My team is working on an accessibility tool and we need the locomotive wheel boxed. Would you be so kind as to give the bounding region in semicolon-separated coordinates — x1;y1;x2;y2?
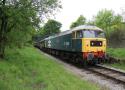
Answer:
78;57;87;67
83;60;87;67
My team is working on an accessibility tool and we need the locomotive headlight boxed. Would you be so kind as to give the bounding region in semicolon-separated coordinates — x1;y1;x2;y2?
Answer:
91;42;94;45
100;42;102;46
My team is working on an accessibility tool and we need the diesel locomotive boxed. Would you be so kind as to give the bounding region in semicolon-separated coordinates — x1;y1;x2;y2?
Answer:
38;25;107;65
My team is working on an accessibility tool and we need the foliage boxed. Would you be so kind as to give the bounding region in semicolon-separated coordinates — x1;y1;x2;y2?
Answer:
107;48;125;59
93;9;123;39
86;20;95;25
70;15;86;29
107;48;125;70
0;0;61;58
0;46;100;90
109;23;125;47
39;19;62;38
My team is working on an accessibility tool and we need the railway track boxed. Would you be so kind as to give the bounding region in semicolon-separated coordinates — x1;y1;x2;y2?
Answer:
39;49;125;89
87;64;125;85
42;49;125;85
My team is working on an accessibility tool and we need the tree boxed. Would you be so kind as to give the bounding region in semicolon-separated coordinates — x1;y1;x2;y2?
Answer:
94;9;123;39
0;0;61;58
70;15;86;29
40;19;62;38
109;23;125;47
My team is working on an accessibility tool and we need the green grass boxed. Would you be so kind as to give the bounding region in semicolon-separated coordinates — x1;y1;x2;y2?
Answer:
107;48;125;59
107;48;125;70
0;46;100;90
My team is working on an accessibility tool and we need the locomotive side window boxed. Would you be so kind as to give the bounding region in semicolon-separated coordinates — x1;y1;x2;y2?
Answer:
76;30;83;38
72;32;76;38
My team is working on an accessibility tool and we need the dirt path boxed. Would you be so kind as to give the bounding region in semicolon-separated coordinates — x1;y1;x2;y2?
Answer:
41;51;125;90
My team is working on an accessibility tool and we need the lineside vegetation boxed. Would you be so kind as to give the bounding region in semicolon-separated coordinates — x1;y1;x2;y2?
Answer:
107;48;125;70
0;46;100;90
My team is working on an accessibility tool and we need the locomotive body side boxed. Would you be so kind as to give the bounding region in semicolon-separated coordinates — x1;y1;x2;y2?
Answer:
42;31;82;52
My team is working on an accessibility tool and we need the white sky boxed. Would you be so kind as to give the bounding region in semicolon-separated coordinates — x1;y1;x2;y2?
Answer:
53;0;125;31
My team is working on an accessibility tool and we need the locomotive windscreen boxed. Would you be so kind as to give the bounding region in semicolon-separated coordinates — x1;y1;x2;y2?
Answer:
83;30;105;38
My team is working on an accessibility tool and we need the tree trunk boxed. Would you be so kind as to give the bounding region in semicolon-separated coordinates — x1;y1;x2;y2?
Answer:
0;0;7;59
0;39;5;59
0;19;6;59
0;16;7;59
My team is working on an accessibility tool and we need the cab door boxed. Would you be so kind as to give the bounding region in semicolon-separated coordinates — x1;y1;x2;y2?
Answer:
72;31;82;52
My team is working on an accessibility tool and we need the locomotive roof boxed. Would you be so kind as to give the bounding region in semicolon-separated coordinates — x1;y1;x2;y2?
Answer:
42;25;103;41
71;25;103;31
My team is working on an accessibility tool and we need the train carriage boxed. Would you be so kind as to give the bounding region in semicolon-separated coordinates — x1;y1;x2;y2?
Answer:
40;25;107;65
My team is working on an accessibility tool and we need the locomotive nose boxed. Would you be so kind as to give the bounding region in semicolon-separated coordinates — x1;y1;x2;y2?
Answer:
82;38;106;53
82;38;106;61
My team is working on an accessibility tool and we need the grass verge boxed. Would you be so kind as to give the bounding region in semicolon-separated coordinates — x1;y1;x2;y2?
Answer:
107;48;125;70
0;46;100;90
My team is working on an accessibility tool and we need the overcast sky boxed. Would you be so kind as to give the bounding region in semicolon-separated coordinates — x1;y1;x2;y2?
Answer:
54;0;125;31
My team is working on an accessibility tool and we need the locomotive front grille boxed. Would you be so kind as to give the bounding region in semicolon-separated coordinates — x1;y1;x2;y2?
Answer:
90;41;102;46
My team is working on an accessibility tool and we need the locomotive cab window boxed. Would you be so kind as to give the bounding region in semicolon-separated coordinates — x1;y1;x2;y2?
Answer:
95;31;105;38
83;30;105;38
76;30;83;38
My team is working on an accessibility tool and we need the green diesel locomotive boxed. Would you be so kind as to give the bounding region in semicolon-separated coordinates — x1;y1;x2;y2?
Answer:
39;25;107;65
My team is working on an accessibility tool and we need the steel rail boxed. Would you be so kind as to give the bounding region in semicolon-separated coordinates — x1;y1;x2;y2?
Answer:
86;64;125;85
